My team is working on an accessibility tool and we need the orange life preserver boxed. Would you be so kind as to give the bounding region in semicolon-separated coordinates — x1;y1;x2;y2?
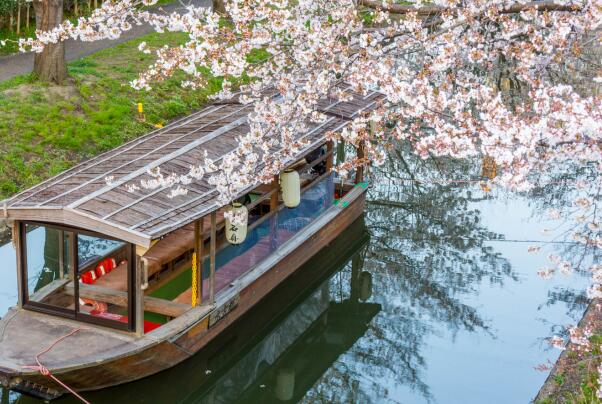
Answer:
79;297;108;313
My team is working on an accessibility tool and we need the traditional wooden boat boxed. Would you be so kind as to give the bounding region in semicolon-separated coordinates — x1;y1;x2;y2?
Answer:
0;89;382;400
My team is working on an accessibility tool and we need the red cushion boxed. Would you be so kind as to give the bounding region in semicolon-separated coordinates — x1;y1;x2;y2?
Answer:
95;264;107;278
104;258;117;272
81;271;97;284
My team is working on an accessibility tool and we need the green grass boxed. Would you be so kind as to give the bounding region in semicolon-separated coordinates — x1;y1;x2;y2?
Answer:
0;30;224;199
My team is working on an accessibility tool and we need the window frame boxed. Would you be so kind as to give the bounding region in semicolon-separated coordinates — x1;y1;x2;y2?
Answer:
19;220;136;332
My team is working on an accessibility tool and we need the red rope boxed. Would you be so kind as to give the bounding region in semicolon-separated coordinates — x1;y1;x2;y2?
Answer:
22;328;91;404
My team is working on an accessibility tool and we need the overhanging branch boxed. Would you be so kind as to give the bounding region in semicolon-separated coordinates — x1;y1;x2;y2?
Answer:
359;1;581;15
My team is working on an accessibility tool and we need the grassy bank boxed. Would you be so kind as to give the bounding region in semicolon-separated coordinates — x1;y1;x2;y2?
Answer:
537;335;602;404
536;300;602;404
0;31;222;199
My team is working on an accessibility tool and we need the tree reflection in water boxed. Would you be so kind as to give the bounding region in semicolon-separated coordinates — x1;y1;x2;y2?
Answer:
528;165;601;331
303;147;516;403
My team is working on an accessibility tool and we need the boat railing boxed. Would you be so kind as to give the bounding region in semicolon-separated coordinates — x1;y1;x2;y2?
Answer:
205;172;336;298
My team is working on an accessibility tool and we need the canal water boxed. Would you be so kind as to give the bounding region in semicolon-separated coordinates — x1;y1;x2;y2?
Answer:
0;152;595;404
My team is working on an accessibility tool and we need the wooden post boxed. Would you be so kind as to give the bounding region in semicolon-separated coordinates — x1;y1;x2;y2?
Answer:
270;175;279;212
58;230;64;279
135;255;144;336
13;222;23;308
355;141;365;184
209;211;217;305
326;141;334;172
68;232;76;280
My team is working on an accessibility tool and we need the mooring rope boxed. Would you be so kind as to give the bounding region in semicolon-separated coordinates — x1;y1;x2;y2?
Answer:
22;328;91;404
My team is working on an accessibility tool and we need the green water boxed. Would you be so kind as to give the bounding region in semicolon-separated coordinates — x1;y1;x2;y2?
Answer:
1;150;597;403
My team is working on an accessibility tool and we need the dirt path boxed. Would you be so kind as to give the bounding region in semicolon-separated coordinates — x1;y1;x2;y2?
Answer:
0;0;210;82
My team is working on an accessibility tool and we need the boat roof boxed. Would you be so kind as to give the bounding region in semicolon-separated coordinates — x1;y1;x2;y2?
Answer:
2;88;383;247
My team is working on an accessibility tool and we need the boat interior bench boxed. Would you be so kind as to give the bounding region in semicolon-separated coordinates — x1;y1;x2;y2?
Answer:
63;284;190;318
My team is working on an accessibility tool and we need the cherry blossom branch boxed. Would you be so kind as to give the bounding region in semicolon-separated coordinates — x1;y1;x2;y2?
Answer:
358;0;582;15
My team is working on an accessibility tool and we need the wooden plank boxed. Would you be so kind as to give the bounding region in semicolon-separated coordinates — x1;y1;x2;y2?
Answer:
64;284;190;318
28;279;70;303
67;115;249;210
209;212;216;305
326;141;334;171
14;222;23;308
135;255;144;336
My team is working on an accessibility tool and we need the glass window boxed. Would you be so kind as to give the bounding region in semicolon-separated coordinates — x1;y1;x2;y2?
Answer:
24;224;74;312
207;173;335;296
76;234;131;327
22;222;134;331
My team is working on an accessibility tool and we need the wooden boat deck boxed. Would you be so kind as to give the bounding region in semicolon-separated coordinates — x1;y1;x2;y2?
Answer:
0;309;138;371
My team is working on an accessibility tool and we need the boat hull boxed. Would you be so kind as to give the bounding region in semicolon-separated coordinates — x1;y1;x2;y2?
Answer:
1;185;367;399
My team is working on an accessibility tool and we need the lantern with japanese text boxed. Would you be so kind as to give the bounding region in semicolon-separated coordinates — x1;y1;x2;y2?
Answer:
225;203;248;244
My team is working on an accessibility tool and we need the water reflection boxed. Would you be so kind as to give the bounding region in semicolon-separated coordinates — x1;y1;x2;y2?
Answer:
302;149;589;403
527;165;600;335
0;148;593;404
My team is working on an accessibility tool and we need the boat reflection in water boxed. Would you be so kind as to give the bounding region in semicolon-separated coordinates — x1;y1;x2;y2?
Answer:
25;216;378;404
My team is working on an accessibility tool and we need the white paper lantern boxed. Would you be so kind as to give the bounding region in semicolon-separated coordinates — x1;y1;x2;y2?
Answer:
359;271;373;301
280;169;301;208
225;203;248;244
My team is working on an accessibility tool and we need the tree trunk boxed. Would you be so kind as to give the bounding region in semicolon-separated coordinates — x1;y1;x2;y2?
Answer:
26;3;30;29
212;0;226;15
74;0;78;16
33;0;68;84
16;1;21;35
